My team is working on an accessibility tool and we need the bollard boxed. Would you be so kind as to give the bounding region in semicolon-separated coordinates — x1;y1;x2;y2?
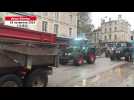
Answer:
82;79;87;87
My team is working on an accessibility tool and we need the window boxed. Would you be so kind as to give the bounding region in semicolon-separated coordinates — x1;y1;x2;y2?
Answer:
105;28;107;33
42;21;48;32
114;27;117;31
105;36;107;40
0;17;3;22
109;28;111;32
55;12;59;21
114;35;117;40
109;22;111;26
69;28;72;36
69;14;73;22
54;24;59;33
123;43;127;47
131;36;133;40
109;34;111;40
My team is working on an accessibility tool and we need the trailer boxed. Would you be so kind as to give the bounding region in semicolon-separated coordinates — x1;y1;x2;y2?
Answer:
0;24;58;87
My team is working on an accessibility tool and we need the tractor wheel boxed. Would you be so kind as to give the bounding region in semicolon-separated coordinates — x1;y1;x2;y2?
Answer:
110;55;116;61
0;74;22;87
60;59;68;65
73;55;84;66
125;55;131;62
87;53;96;64
24;69;48;87
116;56;121;61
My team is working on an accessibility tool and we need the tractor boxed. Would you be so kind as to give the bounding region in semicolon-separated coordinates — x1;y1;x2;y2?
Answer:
59;39;96;66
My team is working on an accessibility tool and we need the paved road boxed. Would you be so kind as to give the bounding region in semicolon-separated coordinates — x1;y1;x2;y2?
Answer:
47;57;126;87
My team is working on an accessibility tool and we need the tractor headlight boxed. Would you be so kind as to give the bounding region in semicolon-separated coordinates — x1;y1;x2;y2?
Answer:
65;53;68;56
115;50;120;53
65;53;71;56
68;53;71;56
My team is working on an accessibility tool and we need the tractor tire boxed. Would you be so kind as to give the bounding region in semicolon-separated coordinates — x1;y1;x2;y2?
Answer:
24;69;48;87
0;74;22;87
73;55;84;66
105;54;108;57
125;55;131;62
105;53;109;57
60;59;68;65
110;55;115;61
87;53;96;64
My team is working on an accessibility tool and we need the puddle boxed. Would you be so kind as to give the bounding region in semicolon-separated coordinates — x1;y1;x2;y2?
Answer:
73;64;133;87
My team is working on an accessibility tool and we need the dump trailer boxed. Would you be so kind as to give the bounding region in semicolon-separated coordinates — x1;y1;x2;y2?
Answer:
0;24;58;87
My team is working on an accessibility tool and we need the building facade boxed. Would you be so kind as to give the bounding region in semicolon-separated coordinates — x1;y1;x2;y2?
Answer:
100;15;131;43
92;27;102;44
0;12;78;39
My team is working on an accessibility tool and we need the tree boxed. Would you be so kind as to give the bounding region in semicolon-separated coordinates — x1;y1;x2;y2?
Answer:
77;12;94;39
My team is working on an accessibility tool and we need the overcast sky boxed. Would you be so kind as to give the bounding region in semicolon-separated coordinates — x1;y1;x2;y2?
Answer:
91;12;134;31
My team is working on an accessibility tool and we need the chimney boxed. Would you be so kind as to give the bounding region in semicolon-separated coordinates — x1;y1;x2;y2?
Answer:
101;19;105;24
109;18;111;21
118;14;122;20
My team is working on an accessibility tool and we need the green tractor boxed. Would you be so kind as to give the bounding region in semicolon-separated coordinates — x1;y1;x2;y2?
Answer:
59;39;96;66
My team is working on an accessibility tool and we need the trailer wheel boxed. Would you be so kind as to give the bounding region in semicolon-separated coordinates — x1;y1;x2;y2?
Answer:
0;74;22;87
24;69;48;87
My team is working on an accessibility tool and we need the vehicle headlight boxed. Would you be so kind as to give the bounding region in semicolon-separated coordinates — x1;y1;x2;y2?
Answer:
116;50;120;53
65;53;68;55
68;53;71;56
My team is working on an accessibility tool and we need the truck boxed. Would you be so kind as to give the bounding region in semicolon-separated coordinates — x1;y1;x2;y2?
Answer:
0;24;58;87
59;38;96;66
104;42;117;57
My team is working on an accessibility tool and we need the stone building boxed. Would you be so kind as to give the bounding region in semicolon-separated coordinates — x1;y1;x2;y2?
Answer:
0;12;78;39
100;15;131;43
